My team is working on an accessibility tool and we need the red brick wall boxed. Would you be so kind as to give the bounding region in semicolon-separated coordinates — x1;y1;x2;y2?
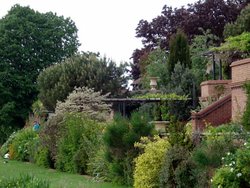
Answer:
192;94;232;131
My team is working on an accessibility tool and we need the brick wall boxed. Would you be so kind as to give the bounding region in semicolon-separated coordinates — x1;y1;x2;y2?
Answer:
192;94;232;131
200;80;231;102
230;58;250;120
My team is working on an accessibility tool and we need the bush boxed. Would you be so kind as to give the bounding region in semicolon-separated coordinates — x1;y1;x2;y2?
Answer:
0;174;49;188
55;113;104;174
191;123;246;187
104;111;154;185
39;112;64;165
0;131;17;157
87;146;110;182
34;146;52;168
212;140;250;188
0;128;39;162
159;145;195;188
134;136;169;188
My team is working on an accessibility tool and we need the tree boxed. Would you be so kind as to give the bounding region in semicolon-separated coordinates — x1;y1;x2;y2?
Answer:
168;30;191;73
37;53;128;111
131;0;248;79
55;87;111;122
0;4;80;137
224;4;250;37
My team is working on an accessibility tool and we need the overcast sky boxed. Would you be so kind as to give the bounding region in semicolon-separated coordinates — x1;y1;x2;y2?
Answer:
0;0;197;63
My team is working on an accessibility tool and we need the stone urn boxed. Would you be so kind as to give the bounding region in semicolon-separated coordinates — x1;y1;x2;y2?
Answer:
151;121;169;136
149;77;159;91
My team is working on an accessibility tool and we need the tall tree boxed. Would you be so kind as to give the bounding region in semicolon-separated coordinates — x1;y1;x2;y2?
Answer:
0;4;80;135
168;30;191;73
37;52;128;111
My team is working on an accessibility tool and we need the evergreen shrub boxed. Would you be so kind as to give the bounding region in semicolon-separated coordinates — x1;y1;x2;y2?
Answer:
134;136;169;188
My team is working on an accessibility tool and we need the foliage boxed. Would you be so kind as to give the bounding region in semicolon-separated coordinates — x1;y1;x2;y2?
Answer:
0;131;17;156
166;119;192;147
0;4;79;133
0;174;50;188
133;136;169;188
55;113;104;174
38;53;128;111
139;48;169;89
139;47;168;77
87;146;110;182
168;30;191;73
159;145;195;188
39;86;110;166
163;63;194;120
159;119;194;188
134;92;188;100
39;113;64;163
242;82;250;131
130;0;247;79
55;87;111;121
224;4;250;38
190;29;219;86
8;128;39;162
212;32;250;53
191;123;245;187
103;112;154;185
212;141;250;188
34;147;52;168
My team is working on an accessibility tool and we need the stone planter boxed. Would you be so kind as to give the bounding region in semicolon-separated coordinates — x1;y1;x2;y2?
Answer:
149;77;159;91
151;121;170;135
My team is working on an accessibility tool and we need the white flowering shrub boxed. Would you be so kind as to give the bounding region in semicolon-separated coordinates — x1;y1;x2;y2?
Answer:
55;87;111;121
212;141;250;187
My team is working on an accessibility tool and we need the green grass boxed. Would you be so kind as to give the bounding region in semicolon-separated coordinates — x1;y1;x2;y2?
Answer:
0;158;130;188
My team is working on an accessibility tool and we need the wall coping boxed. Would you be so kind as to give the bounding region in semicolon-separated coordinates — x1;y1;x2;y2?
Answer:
200;80;231;86
230;58;250;68
191;94;231;119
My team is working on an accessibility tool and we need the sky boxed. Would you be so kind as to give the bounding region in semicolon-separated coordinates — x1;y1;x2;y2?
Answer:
0;0;197;64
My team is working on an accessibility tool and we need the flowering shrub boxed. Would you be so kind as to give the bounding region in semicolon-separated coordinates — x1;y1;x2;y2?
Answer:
191;123;245;187
0;128;39;162
212;141;250;187
133;136;169;188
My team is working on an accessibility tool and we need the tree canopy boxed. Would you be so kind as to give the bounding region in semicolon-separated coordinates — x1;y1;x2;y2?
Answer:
131;0;248;80
0;4;80;133
224;4;250;38
37;53;128;111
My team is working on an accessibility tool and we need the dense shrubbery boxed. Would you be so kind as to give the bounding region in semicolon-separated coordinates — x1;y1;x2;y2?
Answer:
55;113;104;174
0;128;39;162
191;123;247;187
212;140;250;187
134;136;169;188
104;112;154;185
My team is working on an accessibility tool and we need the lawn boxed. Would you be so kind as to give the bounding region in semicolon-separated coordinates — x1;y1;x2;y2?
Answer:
0;158;130;188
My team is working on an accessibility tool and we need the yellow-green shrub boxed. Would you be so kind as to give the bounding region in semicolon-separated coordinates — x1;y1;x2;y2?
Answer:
133;136;170;188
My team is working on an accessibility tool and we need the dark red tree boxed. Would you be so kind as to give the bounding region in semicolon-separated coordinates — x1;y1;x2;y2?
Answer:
131;0;248;80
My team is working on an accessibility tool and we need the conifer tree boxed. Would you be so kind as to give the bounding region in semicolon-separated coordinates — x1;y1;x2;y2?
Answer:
168;30;191;74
